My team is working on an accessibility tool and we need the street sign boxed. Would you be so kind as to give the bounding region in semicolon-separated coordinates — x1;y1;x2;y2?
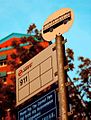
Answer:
42;8;74;41
18;90;58;120
16;43;58;106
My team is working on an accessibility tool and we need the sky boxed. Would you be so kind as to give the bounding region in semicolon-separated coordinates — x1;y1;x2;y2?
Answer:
0;0;91;69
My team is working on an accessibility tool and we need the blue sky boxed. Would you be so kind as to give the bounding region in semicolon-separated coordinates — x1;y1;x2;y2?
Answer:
0;0;91;64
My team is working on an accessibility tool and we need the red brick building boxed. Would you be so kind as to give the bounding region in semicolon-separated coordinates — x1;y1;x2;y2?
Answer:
0;33;49;85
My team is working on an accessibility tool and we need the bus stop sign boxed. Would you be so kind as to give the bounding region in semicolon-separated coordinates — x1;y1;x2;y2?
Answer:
42;8;74;41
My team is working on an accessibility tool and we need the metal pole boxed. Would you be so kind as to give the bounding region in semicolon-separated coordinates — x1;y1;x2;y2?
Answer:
56;34;68;120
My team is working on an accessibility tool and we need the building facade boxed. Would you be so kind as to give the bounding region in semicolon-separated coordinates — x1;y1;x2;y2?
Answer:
0;33;49;85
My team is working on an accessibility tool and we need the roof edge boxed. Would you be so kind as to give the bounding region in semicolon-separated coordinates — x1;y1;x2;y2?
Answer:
0;33;31;44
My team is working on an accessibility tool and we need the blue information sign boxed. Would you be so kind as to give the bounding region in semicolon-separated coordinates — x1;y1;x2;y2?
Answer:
18;90;58;120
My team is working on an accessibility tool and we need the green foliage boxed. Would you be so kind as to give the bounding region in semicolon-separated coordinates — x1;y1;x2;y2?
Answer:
66;48;91;119
66;48;74;71
74;57;91;100
27;23;36;34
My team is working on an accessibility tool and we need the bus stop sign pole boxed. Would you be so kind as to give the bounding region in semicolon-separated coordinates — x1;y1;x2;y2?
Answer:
42;8;74;120
56;34;68;120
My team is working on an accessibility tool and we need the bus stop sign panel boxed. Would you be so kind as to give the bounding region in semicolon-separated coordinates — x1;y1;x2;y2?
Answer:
42;8;74;41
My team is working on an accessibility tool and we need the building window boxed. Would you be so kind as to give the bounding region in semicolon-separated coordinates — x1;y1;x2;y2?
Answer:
1;77;6;82
0;72;7;82
0;55;7;67
0;60;7;66
0;71;6;77
0;61;3;66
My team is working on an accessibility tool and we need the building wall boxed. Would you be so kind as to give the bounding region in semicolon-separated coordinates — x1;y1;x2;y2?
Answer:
0;34;32;84
0;33;49;85
0;37;22;84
